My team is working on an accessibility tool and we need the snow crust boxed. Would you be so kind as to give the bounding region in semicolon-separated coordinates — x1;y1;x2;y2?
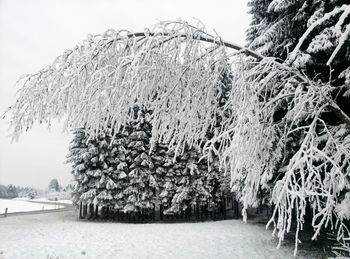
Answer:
0;210;322;258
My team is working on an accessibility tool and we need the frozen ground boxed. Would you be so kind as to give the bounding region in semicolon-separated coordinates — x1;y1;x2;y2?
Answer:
0;199;62;214
0;210;324;259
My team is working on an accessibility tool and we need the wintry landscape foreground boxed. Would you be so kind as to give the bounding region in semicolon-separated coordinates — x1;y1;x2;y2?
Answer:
0;204;323;259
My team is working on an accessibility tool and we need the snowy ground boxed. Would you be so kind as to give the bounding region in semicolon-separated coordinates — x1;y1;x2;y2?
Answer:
31;198;72;205
0;210;324;259
0;199;63;214
14;197;72;205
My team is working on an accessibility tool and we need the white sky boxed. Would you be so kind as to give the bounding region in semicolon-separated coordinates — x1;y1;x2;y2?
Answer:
0;0;251;189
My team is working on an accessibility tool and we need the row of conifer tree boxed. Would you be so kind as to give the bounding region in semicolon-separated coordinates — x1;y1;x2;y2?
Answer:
67;107;238;221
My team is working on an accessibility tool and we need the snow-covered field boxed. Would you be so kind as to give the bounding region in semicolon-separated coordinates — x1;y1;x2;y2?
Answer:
31;198;72;205
0;199;63;214
14;197;72;205
0;210;323;259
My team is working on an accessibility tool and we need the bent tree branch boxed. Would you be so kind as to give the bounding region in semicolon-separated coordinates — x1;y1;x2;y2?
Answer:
125;30;350;128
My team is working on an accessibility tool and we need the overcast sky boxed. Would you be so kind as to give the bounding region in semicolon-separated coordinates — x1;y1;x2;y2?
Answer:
0;0;251;189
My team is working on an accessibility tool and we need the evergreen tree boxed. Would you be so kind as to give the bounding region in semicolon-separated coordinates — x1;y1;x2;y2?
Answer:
247;0;350;96
246;1;350;253
0;185;8;198
68;128;121;208
246;0;350;183
163;148;200;215
90;132;119;208
6;185;18;198
67;128;94;206
48;179;60;192
110;136;129;211
152;143;178;216
159;146;226;217
68;114;228;220
18;187;37;199
123;107;156;214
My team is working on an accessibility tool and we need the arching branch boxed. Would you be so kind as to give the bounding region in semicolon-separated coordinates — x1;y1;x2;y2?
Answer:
122;31;350;128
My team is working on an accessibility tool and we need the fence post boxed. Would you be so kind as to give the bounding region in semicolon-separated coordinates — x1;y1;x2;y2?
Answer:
4;208;8;217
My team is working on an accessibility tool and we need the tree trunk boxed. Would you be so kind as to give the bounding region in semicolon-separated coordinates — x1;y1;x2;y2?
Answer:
95;205;99;219
221;196;226;220
160;204;163;221
234;199;239;219
79;202;83;219
196;200;200;221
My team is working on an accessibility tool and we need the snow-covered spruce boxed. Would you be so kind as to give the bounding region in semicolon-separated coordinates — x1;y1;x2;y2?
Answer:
67;107;231;221
246;1;350;255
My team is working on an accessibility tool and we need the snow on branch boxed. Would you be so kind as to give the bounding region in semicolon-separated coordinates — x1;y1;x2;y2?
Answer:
8;20;350;145
203;56;350;255
8;21;265;154
288;4;350;66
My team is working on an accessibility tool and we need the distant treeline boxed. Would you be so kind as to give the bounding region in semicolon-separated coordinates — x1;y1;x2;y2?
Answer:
0;184;38;199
